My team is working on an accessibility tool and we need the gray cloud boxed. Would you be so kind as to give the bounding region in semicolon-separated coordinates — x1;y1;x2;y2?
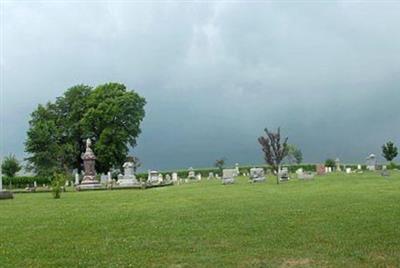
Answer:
2;1;400;170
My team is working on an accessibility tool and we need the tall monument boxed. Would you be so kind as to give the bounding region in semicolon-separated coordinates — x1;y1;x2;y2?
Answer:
77;138;101;190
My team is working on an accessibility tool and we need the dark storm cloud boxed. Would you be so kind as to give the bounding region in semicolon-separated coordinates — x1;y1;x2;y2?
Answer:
2;1;400;170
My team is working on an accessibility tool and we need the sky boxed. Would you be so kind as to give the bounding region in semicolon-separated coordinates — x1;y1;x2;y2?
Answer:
1;1;400;171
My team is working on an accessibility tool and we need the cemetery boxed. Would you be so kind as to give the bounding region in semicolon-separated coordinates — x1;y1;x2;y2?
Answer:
2;2;400;267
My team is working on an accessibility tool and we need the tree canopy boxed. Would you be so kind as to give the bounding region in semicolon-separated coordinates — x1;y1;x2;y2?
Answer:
382;141;398;162
258;127;289;184
25;83;146;176
286;144;303;164
1;154;22;178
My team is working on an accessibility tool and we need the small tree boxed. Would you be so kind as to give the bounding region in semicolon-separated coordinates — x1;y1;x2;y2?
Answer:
325;159;335;168
382;141;398;162
287;144;303;164
214;158;225;175
1;154;22;189
258;127;289;184
51;173;66;199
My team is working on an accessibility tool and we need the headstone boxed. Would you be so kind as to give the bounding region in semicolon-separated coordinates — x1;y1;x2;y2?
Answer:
188;167;195;179
107;171;112;182
147;170;161;186
216;174;220;179
75;173;80;185
346;168;352;174
249;168;266;183
208;172;214;180
279;167;290;182
357;164;362;170
366;154;377;171
34;181;37;188
235;163;240;176
316;164;326;175
100;174;108;184
296;168;314;180
222;169;236;184
335;158;341;171
172;172;178;182
165;174;171;182
64;180;69;187
77;138;102;190
381;169;390;177
196;174;202;181
117;161;139;187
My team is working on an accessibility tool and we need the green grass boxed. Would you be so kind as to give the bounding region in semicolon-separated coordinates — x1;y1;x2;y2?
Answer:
1;172;400;267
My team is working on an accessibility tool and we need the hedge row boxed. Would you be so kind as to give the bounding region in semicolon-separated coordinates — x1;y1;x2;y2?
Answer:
2;176;52;188
2;175;75;189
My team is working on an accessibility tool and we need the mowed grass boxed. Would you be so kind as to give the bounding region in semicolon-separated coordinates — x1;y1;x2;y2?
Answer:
1;172;400;267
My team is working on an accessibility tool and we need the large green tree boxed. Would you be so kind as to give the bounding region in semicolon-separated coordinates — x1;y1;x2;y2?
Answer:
25;83;146;175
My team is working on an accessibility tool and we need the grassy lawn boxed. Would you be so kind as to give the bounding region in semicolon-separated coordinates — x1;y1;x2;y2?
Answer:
1;172;399;267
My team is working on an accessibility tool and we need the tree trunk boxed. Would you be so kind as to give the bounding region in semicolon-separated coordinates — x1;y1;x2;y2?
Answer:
276;164;280;184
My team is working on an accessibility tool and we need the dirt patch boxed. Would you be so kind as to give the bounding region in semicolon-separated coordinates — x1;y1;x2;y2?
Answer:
280;258;313;267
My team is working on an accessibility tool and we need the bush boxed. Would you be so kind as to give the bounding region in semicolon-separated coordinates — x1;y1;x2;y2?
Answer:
325;159;335;168
51;173;66;199
387;162;399;170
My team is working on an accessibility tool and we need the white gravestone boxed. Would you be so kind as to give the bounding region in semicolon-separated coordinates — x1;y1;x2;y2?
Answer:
235;163;240;176
208;172;214;180
250;168;266;183
75;173;80;185
107;171;112;182
172;172;178;183
188;167;195;179
222;169;236;184
296;168;314;180
147;171;161;185
366;154;377;171
335;158;341;171
117;161;139;187
196;174;202;181
279;167;290;182
100;174;108;184
346;168;352;174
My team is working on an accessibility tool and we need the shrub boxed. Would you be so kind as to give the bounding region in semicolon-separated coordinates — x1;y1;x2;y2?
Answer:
387;162;399;170
51;173;66;199
325;159;335;168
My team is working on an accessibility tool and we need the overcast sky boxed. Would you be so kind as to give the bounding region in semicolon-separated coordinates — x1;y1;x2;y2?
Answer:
1;1;400;171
